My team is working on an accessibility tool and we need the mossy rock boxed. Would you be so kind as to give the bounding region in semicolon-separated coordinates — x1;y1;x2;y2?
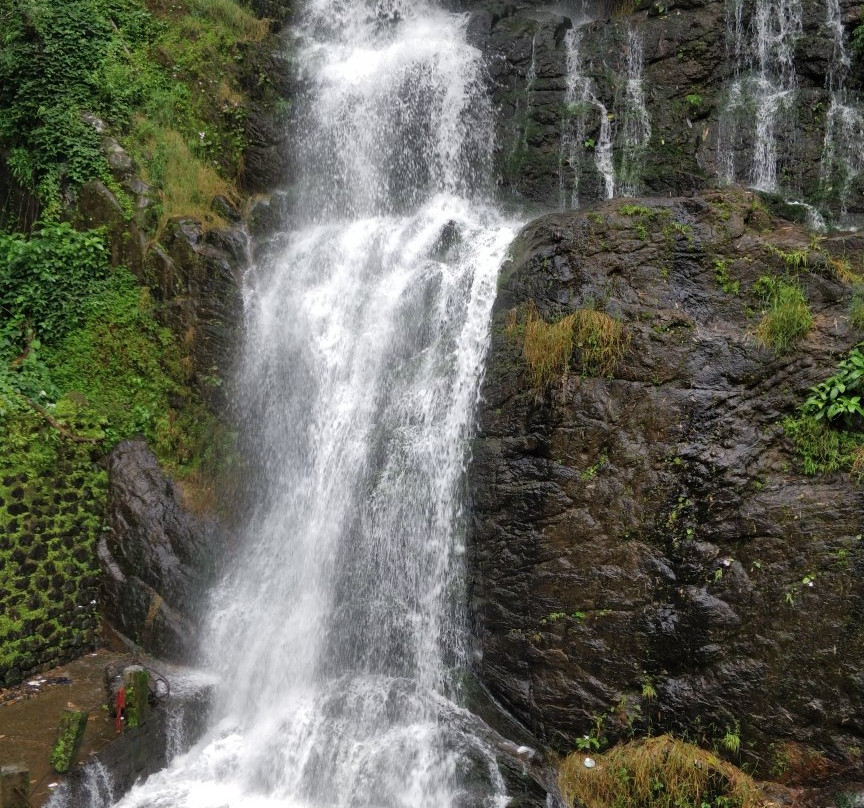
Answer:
50;709;89;773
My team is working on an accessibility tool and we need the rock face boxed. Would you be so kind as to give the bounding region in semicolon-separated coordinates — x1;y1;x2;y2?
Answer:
469;189;864;778
460;0;864;221
100;439;222;660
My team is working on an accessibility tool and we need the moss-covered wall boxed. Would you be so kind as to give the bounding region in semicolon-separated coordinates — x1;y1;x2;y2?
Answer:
0;410;105;686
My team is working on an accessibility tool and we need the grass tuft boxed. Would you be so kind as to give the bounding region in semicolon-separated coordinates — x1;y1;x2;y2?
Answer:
559;735;766;808
508;304;629;389
754;276;812;352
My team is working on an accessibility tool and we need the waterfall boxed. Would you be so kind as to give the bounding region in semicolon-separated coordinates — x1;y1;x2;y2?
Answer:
104;2;520;807
559;24;648;208
819;0;864;219
559;26;615;207
718;0;802;192
617;28;651;197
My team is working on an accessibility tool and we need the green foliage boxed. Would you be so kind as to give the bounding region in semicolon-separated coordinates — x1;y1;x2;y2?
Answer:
754;275;812;351
619;204;654;217
0;224;110;358
685;93;703;108
713;258;739;295
0;0;261;215
782;414;864;475
783;346;864;477
721;726;741;756
46;270;216;470
801;346;864;426
51;709;89;773
766;244;808;271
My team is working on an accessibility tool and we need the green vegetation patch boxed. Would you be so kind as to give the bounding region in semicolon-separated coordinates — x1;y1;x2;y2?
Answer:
559;735;766;808
51;709;89;773
754;275;812;352
0;0;266;220
783;345;864;477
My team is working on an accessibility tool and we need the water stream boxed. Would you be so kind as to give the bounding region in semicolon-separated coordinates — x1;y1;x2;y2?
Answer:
559;26;615;207
97;2;521;806
718;0;802;191
819;0;864;220
558;24;648;208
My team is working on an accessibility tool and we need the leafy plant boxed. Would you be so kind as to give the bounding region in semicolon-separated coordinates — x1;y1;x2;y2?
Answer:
713;258;739;295
0;224;110;357
801;346;864;427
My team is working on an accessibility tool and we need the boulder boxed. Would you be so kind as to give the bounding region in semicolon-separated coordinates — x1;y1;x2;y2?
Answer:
99;439;223;660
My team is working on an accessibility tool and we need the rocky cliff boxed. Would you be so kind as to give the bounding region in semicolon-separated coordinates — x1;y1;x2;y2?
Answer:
461;0;864;224
469;188;864;782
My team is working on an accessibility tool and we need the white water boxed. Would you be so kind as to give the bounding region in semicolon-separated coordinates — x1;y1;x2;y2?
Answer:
559;24;648;208
617;28;651;197
819;0;864;219
104;3;520;807
559;26;615;206
718;0;802;191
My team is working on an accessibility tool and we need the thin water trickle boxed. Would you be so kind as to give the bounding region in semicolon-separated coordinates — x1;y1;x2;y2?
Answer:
617;28;650;197
98;2;521;807
559;26;615;207
819;0;864;220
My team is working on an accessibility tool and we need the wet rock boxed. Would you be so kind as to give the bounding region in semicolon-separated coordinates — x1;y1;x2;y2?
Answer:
469;190;864;774
100;439;223;660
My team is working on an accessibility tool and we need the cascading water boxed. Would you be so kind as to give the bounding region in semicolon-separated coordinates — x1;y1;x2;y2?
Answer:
616;28;651;197
559;23;649;208
559;26;615;207
99;2;521;807
718;0;802;191
819;0;864;219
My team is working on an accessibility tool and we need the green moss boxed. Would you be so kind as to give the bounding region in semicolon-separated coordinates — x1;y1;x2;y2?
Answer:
0;407;106;684
123;666;150;729
51;709;89;773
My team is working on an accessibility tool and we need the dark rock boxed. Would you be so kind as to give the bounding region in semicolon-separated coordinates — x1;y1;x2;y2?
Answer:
470;190;864;774
100;439;224;660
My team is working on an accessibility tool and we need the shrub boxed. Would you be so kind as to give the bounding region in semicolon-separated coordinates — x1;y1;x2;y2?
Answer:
801;346;864;426
754;275;812;352
0;224;110;346
559;735;765;808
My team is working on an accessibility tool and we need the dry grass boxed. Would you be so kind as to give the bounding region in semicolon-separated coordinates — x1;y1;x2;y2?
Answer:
507;304;629;390
134;126;235;228
851;446;864;481
559;735;767;808
831;257;863;286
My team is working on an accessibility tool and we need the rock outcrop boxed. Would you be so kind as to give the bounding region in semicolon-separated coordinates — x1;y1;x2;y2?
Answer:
469;189;864;780
99;439;224;660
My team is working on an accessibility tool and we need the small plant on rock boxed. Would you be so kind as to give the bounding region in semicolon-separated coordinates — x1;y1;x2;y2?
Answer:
754;275;812;352
559;735;765;808
801;346;864;426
